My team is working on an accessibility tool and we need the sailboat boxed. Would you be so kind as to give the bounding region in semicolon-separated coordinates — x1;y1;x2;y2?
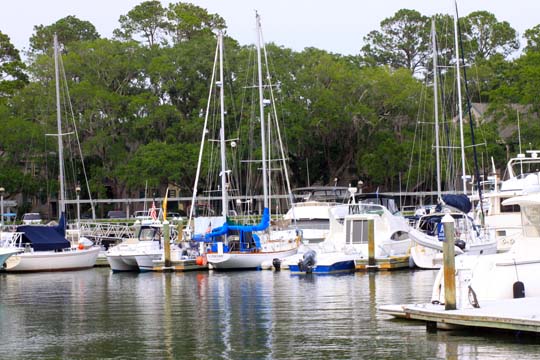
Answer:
3;35;100;272
408;16;497;269
188;14;300;270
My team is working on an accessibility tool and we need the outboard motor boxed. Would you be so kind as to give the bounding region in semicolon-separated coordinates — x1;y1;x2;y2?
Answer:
272;258;282;271
454;239;466;251
297;250;317;273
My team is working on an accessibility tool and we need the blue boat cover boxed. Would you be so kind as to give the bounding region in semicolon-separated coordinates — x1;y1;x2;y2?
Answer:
442;194;472;213
17;213;70;251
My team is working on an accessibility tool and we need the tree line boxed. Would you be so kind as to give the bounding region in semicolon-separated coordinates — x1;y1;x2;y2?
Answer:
1;1;539;214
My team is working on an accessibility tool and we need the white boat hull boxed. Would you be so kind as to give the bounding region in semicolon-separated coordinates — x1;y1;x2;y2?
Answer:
4;246;100;272
135;252;162;271
0;248;21;267
207;247;298;270
410;245;443;269
107;254;139;272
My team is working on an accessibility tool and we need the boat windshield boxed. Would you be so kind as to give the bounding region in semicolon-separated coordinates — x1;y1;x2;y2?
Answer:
521;205;540;238
139;227;159;242
350;203;385;215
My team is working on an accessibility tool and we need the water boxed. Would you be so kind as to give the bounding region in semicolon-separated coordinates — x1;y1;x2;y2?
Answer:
1;268;539;359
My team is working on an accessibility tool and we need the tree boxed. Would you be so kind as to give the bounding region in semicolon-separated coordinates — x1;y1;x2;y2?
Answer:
460;11;519;62
166;2;226;43
361;9;430;75
0;31;28;98
524;25;540;53
29;15;100;54
114;0;168;47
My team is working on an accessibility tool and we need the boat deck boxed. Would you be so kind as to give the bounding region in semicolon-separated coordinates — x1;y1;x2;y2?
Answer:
380;298;540;333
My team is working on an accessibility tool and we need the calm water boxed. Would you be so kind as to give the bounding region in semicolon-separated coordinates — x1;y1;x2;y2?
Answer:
1;268;539;359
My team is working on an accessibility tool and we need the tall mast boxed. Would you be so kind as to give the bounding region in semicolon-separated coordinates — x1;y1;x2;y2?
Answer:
256;12;269;208
187;36;220;226
454;9;467;194
218;31;228;216
54;34;65;215
432;18;441;200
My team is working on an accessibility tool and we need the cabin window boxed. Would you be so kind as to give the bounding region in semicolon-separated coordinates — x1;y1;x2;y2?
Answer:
501;203;520;213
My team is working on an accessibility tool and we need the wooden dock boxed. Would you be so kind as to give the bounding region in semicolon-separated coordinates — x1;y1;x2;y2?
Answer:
355;255;411;271
380;298;540;334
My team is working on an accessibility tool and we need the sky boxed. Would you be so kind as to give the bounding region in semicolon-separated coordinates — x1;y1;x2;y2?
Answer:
1;0;539;56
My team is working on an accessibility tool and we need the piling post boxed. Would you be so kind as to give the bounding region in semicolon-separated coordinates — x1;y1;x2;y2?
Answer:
442;213;456;310
163;220;171;268
368;219;376;269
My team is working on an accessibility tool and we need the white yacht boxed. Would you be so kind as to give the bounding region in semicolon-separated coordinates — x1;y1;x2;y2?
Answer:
431;192;540;307
287;193;411;274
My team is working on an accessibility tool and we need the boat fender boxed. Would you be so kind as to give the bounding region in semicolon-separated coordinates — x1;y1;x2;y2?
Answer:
454;239;466;251
513;259;525;298
78;243;85;250
513;281;525;299
272;258;282;271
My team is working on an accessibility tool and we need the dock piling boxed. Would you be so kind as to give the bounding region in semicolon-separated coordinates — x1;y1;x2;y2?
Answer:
164;220;171;268
442;213;456;310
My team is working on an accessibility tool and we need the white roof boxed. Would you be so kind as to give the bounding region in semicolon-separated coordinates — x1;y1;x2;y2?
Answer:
502;193;540;206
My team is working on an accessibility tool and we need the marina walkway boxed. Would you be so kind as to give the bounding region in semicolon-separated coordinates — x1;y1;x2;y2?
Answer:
380;298;540;334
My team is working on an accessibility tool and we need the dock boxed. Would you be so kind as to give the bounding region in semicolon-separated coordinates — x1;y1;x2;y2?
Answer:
380;298;540;334
355;255;411;271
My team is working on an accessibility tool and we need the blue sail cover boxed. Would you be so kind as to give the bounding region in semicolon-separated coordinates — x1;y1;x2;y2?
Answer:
194;208;270;251
17;213;70;251
442;194;472;213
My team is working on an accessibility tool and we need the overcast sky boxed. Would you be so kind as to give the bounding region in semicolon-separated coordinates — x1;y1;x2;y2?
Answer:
2;0;539;55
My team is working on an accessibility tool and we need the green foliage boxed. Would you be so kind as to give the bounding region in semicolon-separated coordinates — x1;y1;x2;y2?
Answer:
166;2;226;43
361;9;430;74
29;15;100;54
2;5;539;208
114;0;168;46
460;11;519;62
0;31;28;99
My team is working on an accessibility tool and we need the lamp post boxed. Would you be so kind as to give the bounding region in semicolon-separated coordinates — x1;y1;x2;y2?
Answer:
0;187;4;228
75;184;81;230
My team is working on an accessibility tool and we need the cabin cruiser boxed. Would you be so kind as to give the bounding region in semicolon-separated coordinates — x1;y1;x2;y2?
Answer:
287;192;411;274
431;192;540;307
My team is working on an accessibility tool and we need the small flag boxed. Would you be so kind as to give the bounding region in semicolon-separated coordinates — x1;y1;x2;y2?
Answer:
162;187;169;221
149;201;158;221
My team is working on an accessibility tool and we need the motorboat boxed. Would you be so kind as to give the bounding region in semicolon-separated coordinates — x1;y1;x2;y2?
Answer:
409;194;497;269
472;151;540;251
288;192;411;274
431;192;540;307
106;221;164;272
0;247;21;268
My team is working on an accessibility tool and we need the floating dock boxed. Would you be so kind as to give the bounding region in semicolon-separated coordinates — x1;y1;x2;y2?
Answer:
380;298;540;334
355;255;411;271
149;258;208;272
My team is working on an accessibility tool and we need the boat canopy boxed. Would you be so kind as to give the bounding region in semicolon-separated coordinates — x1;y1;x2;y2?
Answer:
17;226;70;251
17;213;70;251
441;194;472;213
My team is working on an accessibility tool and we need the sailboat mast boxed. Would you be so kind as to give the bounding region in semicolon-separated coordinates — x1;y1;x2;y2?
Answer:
54;34;66;215
218;31;229;216
453;10;467;194
256;12;269;208
432;19;442;200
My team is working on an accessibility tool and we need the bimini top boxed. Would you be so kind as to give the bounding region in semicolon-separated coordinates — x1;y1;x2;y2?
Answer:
17;214;70;251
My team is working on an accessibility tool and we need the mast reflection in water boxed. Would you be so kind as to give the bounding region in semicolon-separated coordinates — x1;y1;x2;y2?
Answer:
1;269;539;359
